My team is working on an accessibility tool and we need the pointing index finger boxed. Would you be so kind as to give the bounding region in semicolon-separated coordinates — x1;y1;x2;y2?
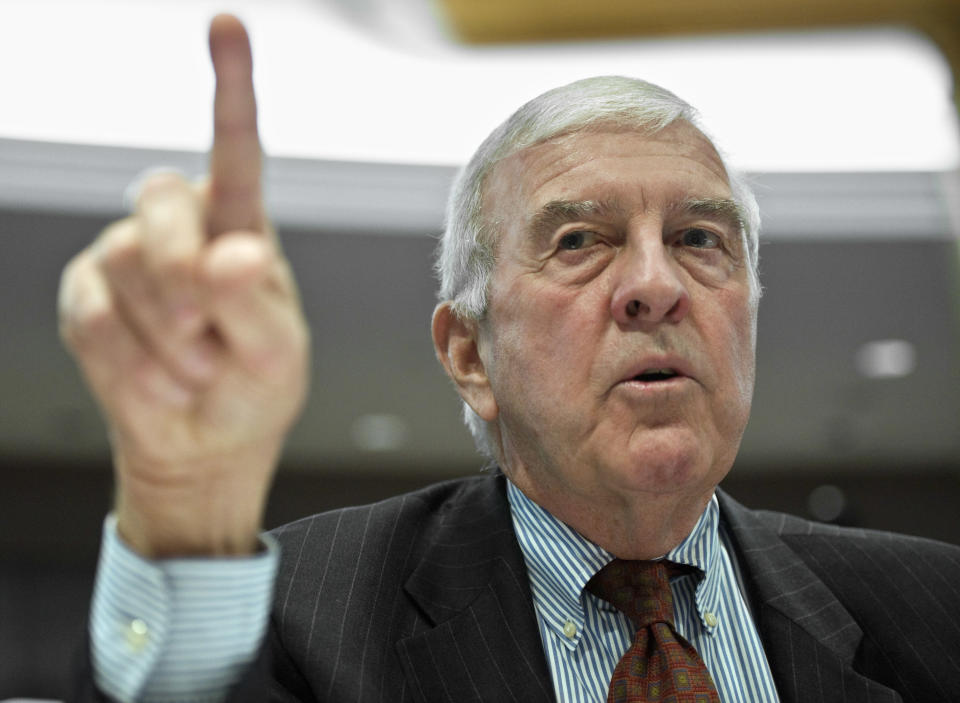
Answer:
207;14;264;236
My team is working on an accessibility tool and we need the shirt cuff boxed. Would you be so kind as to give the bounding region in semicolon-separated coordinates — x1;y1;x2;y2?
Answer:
90;514;279;703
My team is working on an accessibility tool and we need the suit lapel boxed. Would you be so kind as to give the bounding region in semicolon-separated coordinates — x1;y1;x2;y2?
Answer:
719;491;901;703
394;479;905;702
397;473;554;703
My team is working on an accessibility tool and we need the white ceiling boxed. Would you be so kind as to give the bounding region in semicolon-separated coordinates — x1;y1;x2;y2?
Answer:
0;0;957;170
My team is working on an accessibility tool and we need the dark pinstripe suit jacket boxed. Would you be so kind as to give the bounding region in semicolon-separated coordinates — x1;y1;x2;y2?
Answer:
75;472;960;702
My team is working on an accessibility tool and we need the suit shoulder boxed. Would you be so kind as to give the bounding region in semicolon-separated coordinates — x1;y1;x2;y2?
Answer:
267;472;503;558
749;507;960;576
721;494;960;699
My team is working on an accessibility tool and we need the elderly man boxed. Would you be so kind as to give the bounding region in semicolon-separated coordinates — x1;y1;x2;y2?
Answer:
65;14;959;703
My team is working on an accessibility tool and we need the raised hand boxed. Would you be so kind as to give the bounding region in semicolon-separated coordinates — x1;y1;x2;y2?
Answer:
58;14;309;557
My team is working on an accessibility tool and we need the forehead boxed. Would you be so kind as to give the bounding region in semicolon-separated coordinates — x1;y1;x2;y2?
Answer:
483;122;732;230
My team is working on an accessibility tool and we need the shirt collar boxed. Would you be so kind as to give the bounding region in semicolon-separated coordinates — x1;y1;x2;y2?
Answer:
507;480;610;647
664;493;724;634
506;479;723;643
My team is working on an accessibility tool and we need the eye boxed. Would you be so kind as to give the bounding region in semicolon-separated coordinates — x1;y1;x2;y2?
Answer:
680;228;721;249
558;230;598;251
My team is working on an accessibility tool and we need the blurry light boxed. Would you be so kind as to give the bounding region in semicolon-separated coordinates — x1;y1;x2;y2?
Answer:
855;339;917;379
808;484;847;523
0;1;956;171
321;0;454;49
350;413;410;451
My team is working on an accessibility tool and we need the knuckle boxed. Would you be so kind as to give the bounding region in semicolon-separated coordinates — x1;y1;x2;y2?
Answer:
262;319;311;381
58;255;111;350
61;297;116;352
250;345;287;380
98;221;142;272
205;235;271;289
152;247;196;281
291;320;311;362
209;178;259;204
58;255;83;305
132;169;190;208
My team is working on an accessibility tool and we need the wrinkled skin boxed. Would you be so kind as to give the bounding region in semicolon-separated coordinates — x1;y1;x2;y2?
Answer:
433;123;757;558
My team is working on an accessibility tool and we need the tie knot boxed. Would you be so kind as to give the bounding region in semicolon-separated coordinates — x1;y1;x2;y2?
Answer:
587;559;674;630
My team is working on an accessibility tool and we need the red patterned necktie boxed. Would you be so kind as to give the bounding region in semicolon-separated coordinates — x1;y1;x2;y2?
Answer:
587;559;721;703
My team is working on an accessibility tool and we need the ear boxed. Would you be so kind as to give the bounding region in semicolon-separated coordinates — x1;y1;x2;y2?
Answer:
431;302;498;422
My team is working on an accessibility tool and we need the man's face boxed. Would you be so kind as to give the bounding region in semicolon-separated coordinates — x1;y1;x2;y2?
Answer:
476;122;757;523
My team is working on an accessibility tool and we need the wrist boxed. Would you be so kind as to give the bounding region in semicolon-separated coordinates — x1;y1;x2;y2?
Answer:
113;446;279;558
116;499;263;558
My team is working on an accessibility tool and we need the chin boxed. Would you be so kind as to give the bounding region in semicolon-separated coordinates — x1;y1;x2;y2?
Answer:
612;429;715;496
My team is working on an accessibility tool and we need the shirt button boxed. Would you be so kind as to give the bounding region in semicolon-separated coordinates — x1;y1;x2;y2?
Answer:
562;620;578;638
704;612;718;628
125;618;150;652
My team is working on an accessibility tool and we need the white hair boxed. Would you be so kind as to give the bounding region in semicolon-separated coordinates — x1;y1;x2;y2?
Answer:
435;75;761;459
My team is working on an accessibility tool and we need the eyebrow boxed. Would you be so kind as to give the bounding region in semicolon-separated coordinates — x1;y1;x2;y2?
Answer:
523;195;748;247
526;198;625;243
674;197;746;233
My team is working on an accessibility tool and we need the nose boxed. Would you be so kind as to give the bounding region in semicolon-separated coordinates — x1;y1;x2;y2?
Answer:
610;239;690;326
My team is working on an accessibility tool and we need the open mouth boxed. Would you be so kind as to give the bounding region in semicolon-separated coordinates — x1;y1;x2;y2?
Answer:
633;368;679;382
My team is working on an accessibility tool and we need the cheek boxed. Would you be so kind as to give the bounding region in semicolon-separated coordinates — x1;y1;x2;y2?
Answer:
496;273;589;343
490;285;602;397
718;298;757;417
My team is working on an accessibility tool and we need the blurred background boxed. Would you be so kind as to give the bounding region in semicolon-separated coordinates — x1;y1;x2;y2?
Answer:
1;0;958;696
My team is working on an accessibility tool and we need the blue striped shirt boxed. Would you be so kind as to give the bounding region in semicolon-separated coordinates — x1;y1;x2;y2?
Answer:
90;515;278;703
506;480;780;702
